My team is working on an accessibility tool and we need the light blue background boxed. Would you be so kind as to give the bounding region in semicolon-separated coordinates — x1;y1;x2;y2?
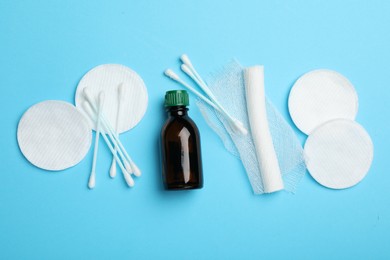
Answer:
1;0;389;259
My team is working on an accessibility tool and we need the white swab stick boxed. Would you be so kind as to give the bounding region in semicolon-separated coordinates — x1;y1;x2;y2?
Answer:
181;63;217;100
180;58;216;100
107;124;142;177
101;130;134;187
164;69;221;111
88;92;105;189
82;93;132;173
83;88;140;176
100;116;139;176
180;56;248;135
181;54;207;86
83;101;135;187
109;83;124;178
181;64;235;119
165;69;248;135
244;66;284;193
83;101;127;171
102;118;134;174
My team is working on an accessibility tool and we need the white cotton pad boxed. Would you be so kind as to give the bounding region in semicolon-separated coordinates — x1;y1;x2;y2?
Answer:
17;100;92;171
304;119;374;189
75;64;148;133
288;69;359;135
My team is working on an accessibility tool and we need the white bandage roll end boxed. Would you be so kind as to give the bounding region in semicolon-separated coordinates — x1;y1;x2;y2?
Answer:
244;66;284;193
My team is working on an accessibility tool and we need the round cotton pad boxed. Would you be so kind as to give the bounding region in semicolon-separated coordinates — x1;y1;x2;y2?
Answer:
288;69;359;135
17;101;92;171
304;119;373;189
75;64;148;133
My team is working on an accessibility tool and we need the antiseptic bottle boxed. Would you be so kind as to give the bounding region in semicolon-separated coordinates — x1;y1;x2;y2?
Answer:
160;90;203;190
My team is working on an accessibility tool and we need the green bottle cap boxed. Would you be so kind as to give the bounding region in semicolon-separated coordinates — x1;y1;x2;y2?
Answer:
164;90;189;107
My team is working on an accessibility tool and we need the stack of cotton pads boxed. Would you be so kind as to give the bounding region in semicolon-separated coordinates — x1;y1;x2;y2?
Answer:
288;69;374;189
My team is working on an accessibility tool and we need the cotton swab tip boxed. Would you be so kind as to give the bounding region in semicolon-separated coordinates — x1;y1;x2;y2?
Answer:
230;118;248;135
130;160;141;177
164;69;180;81
180;54;192;67
109;160;117;178
124;171;135;187
83;87;93;100
88;173;95;189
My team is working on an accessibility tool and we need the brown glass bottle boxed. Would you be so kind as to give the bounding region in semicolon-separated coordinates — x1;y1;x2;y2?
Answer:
160;90;203;190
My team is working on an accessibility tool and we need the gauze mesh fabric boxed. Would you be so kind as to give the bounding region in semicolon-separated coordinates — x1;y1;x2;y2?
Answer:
196;61;306;194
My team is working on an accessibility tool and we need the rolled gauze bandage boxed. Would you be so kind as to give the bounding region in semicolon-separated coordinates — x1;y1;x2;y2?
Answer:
243;66;284;193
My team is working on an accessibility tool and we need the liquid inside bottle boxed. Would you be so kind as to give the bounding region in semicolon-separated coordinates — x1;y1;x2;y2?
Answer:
160;90;203;190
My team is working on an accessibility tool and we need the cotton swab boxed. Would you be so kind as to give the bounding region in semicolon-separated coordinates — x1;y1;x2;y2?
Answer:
181;64;219;103
88;91;105;189
109;83;124;179
83;101;126;170
180;54;214;97
83;101;135;187
101;114;141;177
83;89;132;174
164;69;221;110
106;121;142;177
164;69;248;135
180;55;248;135
180;63;247;135
83;87;141;177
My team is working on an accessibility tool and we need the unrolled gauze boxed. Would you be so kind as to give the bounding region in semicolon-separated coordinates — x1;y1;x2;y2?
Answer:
196;61;306;194
243;66;284;193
